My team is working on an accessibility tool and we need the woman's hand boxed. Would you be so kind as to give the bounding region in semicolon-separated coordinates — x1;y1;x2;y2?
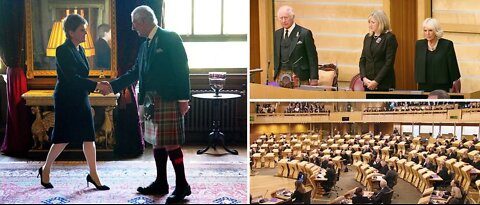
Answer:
367;80;379;90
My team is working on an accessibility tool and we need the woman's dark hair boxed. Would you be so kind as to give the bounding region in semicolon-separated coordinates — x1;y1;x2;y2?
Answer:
63;14;88;39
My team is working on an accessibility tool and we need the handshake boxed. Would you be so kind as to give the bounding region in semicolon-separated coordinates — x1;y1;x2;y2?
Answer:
95;81;113;96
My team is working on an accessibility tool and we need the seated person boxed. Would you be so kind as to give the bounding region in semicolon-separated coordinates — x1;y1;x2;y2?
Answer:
424;158;437;172
428;89;450;99
411;154;420;164
446;149;457;159
321;157;329;169
341;150;351;165
446;180;464;204
460;153;472;165
435;161;451;189
473;155;480;170
352;187;372;204
371;157;382;170
291;180;308;204
321;163;336;194
379;160;389;175
467;142;475;152
371;179;393;204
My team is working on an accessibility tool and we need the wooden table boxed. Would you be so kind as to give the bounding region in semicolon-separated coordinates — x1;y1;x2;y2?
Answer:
22;90;119;150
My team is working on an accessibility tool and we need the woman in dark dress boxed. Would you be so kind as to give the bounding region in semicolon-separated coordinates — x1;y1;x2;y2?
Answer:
359;10;398;91
38;14;109;190
414;18;460;92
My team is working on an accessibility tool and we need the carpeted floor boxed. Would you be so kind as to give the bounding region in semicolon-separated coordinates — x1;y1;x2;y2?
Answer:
0;160;247;204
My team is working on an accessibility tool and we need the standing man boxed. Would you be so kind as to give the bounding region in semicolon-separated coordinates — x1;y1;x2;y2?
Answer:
274;5;318;87
99;5;191;203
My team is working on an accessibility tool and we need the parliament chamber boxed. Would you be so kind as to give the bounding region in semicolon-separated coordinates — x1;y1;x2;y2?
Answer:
250;101;480;204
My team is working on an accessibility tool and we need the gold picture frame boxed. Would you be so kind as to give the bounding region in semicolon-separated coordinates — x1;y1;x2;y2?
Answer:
25;0;117;79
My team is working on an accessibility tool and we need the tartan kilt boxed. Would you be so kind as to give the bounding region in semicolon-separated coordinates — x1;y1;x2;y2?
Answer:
143;91;185;146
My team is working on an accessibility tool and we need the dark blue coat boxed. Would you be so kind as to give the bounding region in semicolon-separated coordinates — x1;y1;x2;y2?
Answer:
51;39;97;143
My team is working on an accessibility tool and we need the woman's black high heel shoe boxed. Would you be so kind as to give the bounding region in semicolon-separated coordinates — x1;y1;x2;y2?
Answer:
37;167;54;189
86;174;110;190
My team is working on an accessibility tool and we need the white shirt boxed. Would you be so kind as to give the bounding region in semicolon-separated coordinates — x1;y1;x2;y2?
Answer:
284;23;296;38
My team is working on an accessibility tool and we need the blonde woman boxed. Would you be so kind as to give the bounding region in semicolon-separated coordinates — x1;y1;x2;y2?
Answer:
414;18;460;92
359;10;398;91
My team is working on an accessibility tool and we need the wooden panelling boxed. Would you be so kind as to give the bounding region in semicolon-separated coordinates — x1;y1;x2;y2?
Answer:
432;0;480;11
250;0;261;83
431;0;480;93
390;0;417;90
270;0;384;85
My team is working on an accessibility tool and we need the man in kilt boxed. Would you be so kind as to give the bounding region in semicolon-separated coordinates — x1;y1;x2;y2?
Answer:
100;5;191;203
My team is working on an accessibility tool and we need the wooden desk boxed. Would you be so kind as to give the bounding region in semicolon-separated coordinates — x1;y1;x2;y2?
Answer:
22;90;119;150
249;83;480;99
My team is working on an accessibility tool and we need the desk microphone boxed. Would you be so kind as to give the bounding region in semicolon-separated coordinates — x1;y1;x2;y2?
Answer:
266;60;271;85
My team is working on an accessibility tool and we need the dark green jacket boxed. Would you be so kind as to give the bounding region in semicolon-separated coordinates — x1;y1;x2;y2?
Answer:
111;27;191;104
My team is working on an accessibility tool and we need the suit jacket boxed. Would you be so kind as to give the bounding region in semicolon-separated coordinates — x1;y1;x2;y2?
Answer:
383;169;398;188
325;168;336;186
447;152;457;159
110;27;190;104
438;166;449;181
425;162;437;172
414;38;460;85
372;187;393;204
274;24;318;81
352;195;373;204
359;32;398;90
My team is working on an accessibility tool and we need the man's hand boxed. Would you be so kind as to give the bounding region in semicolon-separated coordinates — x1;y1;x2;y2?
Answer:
179;101;190;116
96;81;112;95
138;105;145;123
309;79;318;86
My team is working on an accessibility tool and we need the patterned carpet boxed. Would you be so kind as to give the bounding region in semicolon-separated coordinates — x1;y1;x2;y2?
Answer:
0;161;247;204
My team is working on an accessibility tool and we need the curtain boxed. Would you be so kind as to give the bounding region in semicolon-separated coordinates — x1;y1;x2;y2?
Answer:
0;0;33;155
113;0;163;157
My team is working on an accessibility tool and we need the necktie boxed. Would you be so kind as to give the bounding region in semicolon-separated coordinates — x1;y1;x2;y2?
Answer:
146;38;151;48
284;29;289;39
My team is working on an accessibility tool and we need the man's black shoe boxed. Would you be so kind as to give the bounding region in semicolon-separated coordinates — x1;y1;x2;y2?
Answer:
137;181;169;195
166;185;191;204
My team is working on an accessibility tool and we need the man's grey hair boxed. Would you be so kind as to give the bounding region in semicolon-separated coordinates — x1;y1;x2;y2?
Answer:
429;89;450;99
278;5;295;18
131;5;158;25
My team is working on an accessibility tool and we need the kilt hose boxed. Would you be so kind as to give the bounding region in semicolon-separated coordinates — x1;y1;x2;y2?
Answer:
143;91;185;146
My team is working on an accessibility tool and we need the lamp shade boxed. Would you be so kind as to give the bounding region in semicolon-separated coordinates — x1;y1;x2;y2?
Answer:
46;21;96;57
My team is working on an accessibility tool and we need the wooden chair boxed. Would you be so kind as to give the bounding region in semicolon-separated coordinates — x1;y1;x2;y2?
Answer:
349;73;365;91
277;159;288;177
318;63;339;90
396;159;407;179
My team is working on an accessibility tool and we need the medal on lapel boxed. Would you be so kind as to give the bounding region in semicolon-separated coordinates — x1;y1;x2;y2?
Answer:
296;32;299;38
376;37;382;44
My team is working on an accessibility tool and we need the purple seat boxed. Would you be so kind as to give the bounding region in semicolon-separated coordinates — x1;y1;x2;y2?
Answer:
450;79;461;93
350;73;365;91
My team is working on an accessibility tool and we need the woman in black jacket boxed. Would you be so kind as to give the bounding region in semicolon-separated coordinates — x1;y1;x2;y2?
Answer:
359;10;398;91
414;18;461;92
